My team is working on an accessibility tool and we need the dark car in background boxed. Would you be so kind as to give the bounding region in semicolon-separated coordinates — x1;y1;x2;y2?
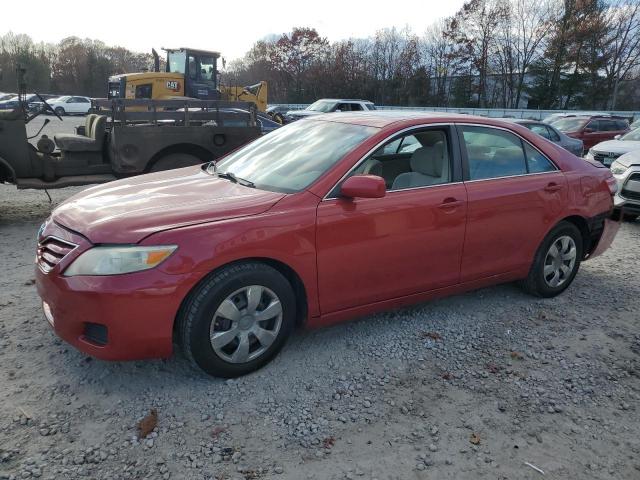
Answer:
0;93;59;112
553;115;630;151
503;119;584;156
0;94;38;110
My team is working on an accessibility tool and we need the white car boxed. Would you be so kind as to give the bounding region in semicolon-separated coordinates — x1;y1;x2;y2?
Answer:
611;150;640;221
47;96;92;116
285;99;376;122
585;128;640;166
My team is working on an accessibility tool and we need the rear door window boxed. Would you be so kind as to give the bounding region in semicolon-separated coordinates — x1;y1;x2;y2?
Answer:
547;126;561;141
585;120;600;131
523;143;556;173
462;126;527;180
600;120;618;131
528;123;551;140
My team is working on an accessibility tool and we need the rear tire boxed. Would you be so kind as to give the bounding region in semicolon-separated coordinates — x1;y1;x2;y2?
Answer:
149;153;202;172
520;221;583;298
178;262;296;378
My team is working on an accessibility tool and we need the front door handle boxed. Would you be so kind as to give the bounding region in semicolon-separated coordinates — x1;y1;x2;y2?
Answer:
438;197;464;209
544;182;563;193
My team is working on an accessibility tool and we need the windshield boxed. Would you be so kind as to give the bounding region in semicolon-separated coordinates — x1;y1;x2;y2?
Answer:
307;100;337;113
217;120;378;193
621;129;640;141
167;50;186;74
553;118;588;132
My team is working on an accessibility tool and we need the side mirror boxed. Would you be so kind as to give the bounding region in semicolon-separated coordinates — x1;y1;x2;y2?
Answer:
583;128;594;133
340;175;386;199
334;108;342;112
614;134;621;140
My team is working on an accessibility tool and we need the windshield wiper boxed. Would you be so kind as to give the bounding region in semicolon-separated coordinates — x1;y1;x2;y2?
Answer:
217;171;255;188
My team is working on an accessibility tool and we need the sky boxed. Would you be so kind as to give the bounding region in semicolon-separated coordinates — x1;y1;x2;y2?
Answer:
2;0;466;62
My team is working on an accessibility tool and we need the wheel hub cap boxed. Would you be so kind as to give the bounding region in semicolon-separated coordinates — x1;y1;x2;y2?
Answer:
239;315;254;330
209;285;283;364
543;235;577;288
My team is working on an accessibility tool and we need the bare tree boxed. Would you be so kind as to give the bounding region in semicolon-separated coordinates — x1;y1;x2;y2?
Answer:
602;0;640;108
509;0;553;107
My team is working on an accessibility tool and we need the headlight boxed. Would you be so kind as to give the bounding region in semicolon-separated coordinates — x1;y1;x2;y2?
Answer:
586;149;594;159
610;161;627;176
64;245;177;276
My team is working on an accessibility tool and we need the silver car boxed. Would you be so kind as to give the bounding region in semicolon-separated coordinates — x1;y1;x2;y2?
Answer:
611;150;640;221
585;128;640;166
504;119;584;157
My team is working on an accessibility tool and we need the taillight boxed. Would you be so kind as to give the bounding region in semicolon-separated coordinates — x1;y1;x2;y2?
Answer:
606;176;618;195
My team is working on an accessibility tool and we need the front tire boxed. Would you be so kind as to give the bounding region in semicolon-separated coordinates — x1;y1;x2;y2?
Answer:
54;107;65;116
178;262;296;378
520;221;583;298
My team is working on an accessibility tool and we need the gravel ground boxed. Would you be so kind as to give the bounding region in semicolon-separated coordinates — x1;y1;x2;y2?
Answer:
1;127;639;479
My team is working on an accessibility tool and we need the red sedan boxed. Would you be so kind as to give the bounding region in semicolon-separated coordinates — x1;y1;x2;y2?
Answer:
36;113;620;377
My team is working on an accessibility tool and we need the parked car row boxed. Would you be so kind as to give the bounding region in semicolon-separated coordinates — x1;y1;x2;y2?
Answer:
0;93;92;115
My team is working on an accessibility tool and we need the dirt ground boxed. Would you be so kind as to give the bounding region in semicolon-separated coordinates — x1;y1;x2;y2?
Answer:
0;174;639;479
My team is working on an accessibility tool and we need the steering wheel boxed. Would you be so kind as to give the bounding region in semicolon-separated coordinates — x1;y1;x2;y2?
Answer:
36;93;63;121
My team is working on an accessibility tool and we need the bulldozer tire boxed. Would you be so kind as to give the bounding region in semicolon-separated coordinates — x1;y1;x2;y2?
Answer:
150;153;203;172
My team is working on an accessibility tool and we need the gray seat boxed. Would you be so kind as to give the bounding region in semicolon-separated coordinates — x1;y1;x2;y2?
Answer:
391;142;448;190
55;115;106;152
360;158;383;176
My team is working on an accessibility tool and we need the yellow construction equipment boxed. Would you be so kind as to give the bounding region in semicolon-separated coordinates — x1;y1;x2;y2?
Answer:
107;47;268;111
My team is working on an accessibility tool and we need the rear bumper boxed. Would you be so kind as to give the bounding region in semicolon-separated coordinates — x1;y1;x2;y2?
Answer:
588;215;620;259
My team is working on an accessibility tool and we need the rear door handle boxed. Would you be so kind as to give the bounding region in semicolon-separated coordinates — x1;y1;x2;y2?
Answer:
438;197;464;209
544;182;563;193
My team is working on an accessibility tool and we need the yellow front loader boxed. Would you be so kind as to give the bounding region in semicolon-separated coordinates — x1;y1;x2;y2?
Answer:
107;48;268;112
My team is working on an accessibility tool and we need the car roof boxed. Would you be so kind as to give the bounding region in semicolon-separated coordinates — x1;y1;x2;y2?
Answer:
310;111;509;129
316;98;374;103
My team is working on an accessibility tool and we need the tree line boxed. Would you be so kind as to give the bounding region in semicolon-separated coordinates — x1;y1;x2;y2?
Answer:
1;0;639;110
229;0;640;110
0;34;154;97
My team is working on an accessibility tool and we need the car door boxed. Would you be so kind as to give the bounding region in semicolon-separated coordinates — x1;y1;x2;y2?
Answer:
64;97;77;113
74;97;90;113
316;125;467;313
458;124;568;282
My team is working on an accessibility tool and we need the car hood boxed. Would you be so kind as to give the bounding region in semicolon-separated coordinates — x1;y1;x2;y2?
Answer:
286;110;321;117
616;150;640;168
592;140;640;154
52;166;286;244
